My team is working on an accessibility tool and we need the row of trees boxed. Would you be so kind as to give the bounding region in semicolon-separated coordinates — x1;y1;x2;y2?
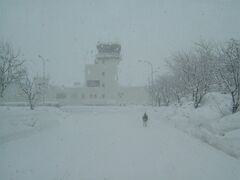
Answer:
0;41;45;110
150;39;240;113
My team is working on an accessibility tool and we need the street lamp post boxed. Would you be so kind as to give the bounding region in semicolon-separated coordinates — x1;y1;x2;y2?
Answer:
38;55;48;78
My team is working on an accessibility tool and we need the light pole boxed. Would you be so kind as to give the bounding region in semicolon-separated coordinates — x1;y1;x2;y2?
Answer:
38;55;48;78
138;59;154;106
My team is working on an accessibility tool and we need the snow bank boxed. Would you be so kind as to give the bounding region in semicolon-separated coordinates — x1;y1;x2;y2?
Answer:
156;92;240;159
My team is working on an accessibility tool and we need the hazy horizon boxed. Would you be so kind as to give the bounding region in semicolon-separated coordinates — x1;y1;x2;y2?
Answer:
1;0;240;86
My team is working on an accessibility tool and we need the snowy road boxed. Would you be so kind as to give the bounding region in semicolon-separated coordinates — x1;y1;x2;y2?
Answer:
1;106;240;180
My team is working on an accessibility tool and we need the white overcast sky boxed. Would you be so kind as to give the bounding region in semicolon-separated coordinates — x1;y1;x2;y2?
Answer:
0;0;240;86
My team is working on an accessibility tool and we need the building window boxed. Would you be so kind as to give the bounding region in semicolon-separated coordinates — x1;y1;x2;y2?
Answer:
102;72;105;76
102;94;105;98
102;83;105;87
87;80;100;87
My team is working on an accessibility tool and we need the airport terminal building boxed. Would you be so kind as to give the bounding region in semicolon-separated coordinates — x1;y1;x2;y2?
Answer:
2;43;151;106
51;43;151;105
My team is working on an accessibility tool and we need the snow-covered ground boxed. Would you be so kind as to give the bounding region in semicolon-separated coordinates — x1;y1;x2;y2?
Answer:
1;96;240;180
155;93;240;159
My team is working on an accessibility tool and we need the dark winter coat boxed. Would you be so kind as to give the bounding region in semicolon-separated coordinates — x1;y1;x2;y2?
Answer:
142;113;148;121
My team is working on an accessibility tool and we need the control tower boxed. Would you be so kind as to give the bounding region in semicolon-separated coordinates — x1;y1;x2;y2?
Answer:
84;42;122;103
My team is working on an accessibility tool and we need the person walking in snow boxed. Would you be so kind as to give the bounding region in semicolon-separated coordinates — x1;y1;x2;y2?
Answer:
142;112;148;127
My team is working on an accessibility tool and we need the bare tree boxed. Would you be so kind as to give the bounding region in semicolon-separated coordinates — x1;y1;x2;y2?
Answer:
153;75;172;106
152;74;185;106
215;39;240;113
168;75;186;105
20;71;44;110
151;79;162;106
168;41;214;108
0;41;24;98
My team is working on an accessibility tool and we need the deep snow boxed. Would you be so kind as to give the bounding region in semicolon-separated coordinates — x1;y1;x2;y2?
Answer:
0;100;240;180
156;93;240;159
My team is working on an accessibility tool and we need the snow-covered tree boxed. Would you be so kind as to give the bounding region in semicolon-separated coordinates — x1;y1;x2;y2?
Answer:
168;41;214;108
151;79;162;106
20;71;44;110
153;75;173;106
167;75;186;105
215;39;240;113
0;41;24;97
